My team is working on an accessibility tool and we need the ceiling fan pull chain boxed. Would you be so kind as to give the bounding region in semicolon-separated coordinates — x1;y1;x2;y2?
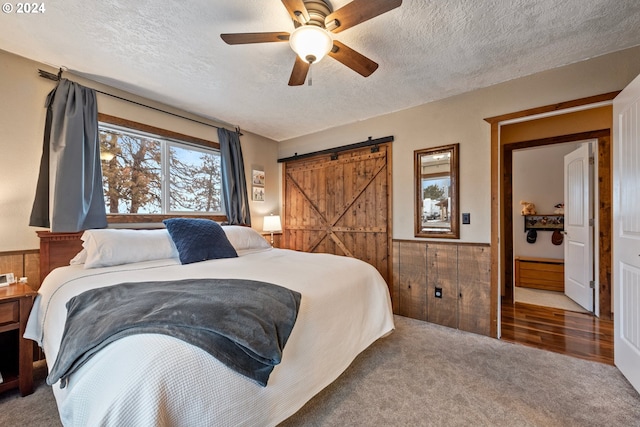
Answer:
308;63;313;86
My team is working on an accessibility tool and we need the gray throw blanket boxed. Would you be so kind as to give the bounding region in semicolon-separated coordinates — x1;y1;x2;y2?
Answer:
47;278;301;388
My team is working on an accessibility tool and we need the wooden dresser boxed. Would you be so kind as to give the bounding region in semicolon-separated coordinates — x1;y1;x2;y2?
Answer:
514;256;564;292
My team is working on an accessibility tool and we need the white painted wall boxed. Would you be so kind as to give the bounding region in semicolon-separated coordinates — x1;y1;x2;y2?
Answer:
279;46;640;243
511;143;578;260
0;50;280;251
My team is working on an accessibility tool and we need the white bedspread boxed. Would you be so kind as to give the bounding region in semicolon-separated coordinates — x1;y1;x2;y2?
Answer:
25;248;394;426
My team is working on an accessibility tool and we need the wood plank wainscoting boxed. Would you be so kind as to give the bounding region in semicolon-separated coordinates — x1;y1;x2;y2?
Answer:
392;240;492;337
0;249;40;291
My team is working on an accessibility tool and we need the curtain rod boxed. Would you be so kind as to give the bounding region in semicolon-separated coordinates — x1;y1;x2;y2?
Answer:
38;68;242;135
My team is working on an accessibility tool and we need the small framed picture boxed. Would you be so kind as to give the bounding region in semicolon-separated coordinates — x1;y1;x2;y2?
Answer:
252;169;265;186
252;186;265;202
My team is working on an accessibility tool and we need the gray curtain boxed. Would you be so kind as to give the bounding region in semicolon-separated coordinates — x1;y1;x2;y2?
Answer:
29;79;107;232
218;128;251;225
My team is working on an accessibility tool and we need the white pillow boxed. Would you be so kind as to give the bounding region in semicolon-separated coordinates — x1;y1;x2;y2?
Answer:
82;229;179;269
222;226;271;251
69;248;88;265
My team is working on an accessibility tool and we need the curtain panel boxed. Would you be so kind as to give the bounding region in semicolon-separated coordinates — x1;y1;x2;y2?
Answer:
218;128;251;226
29;79;107;232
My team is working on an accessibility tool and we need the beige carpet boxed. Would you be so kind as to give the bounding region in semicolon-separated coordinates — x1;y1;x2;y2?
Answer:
0;360;61;427
2;316;639;427
514;286;589;313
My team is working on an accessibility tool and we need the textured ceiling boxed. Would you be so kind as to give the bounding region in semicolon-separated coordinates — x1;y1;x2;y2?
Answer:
1;0;639;141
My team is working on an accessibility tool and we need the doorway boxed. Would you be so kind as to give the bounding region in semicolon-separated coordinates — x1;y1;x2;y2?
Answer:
502;130;611;319
510;141;595;313
484;91;619;340
502;132;613;362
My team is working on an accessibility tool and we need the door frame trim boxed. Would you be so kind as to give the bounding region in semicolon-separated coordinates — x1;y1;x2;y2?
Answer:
485;91;619;337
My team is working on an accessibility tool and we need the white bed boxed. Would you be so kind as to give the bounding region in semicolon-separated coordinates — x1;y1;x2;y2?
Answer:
26;225;394;426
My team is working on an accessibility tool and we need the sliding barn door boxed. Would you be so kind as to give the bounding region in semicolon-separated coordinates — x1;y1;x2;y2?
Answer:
283;143;392;285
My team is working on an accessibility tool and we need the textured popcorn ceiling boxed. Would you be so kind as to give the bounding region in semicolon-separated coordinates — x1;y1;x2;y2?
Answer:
1;0;639;141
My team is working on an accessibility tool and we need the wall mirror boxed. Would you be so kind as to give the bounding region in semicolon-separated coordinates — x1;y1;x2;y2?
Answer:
414;143;459;239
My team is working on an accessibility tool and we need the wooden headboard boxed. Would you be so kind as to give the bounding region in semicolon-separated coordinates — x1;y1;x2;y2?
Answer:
37;231;83;283
36;223;246;283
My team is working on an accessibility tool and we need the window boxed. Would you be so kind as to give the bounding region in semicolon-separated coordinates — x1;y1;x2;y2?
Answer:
98;115;224;221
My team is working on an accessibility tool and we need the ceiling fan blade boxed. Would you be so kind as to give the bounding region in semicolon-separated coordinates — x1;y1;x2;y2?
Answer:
325;0;402;33
220;32;290;45
328;40;378;77
281;0;310;25
289;56;310;86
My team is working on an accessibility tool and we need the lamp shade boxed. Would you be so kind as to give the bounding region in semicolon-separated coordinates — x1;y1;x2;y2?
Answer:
263;215;282;232
289;25;333;64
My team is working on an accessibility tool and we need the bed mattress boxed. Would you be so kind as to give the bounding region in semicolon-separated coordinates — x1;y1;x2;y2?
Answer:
25;247;394;426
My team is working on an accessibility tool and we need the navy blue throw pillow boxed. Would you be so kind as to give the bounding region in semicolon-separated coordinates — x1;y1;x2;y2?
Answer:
163;218;238;264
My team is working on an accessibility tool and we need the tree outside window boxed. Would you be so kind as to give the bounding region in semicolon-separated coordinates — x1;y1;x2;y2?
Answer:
99;124;224;215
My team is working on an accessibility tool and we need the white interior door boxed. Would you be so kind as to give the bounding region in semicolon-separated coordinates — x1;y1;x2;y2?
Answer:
564;142;593;312
613;73;640;393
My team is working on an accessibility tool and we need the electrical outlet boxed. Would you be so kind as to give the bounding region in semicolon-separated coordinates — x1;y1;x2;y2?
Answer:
434;287;442;298
462;212;471;224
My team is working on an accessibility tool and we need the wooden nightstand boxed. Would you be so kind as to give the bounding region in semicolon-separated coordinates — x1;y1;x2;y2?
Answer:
0;283;36;396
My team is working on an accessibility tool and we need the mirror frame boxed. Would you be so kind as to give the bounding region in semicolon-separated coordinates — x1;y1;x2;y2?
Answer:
414;143;460;239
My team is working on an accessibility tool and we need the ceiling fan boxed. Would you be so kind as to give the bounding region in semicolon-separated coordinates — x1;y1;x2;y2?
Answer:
220;0;402;86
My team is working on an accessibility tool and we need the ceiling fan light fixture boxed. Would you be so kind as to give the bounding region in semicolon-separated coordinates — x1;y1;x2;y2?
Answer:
289;25;333;64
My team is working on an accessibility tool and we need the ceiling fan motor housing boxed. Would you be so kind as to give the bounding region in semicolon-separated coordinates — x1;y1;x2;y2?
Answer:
299;0;333;27
288;0;336;65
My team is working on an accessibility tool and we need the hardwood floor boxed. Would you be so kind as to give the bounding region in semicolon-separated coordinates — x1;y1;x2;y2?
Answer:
500;299;614;365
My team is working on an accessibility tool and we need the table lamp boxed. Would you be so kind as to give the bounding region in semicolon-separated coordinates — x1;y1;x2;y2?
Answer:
263;215;282;245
